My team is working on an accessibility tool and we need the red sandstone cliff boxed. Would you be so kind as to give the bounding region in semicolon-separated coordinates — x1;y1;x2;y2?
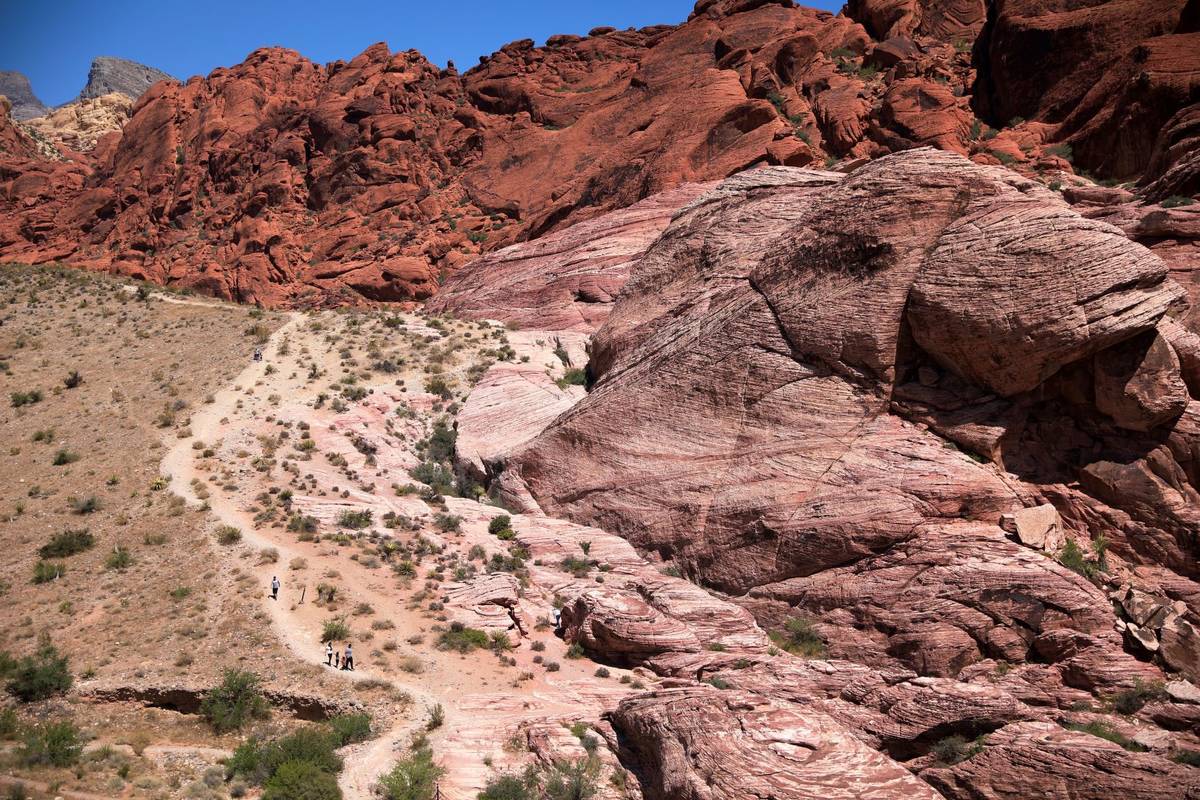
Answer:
0;0;1195;306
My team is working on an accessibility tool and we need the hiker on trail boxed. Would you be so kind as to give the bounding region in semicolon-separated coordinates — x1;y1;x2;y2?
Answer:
326;642;333;666
253;347;263;362
333;647;340;669
552;607;562;633
271;576;280;600
343;643;354;671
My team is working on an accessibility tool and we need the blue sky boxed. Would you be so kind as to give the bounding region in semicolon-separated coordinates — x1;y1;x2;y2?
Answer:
1;0;843;106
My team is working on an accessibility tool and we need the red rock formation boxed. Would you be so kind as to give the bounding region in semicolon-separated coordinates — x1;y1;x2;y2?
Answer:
0;2;878;305
0;97;38;159
502;150;1182;589
3;0;1192;306
847;0;987;42
972;0;1199;180
438;150;1200;795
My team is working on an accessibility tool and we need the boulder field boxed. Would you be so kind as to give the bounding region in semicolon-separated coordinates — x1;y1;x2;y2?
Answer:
438;148;1200;797
0;0;1196;306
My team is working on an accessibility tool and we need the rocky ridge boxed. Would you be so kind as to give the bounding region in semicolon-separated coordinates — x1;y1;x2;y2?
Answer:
0;0;1195;306
0;70;49;120
76;55;173;102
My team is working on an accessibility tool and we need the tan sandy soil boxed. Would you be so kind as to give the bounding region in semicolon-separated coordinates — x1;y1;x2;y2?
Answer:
0;269;405;797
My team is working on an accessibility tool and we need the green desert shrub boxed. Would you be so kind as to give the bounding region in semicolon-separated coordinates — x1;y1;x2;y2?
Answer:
32;559;66;584
216;525;243;545
436;622;489;653
262;759;342;800
321;619;351;643
931;734;984;765
768;616;826;658
104;546;134;571
70;495;100;514
1064;720;1147;752
479;767;539;800
337;509;373;530
328;713;372;746
544;756;601;800
10;390;42;408
555;368;586;389
0;707;18;739
409;461;452;489
434;513;462;533
5;639;71;702
378;746;444;800
1113;679;1167;715
51;449;79;466
38;529;93;558
19;720;83;767
201;669;269;733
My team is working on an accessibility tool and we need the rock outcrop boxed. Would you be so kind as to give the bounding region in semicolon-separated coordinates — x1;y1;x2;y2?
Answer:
502;150;1184;593
0;97;40;159
22;92;135;152
490;151;1200;709
922;721;1200;799
0;71;48;120
607;686;946;800
971;0;1199;182
422;150;1200;797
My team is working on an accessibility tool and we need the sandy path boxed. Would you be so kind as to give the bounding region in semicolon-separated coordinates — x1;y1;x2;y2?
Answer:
161;312;436;796
160;309;631;798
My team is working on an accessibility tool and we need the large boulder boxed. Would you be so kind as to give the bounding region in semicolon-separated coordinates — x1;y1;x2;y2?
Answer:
503;150;1182;597
606;686;946;800
1093;329;1189;431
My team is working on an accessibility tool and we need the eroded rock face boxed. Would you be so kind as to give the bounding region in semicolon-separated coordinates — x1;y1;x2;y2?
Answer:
847;0;986;42
0;71;48;120
746;523;1163;688
973;0;1198;181
607;686;946;800
0;98;39;159
1093;329;1189;432
442;150;1200;797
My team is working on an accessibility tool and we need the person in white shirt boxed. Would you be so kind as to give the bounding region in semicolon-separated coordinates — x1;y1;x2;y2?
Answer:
325;642;333;666
270;576;280;600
